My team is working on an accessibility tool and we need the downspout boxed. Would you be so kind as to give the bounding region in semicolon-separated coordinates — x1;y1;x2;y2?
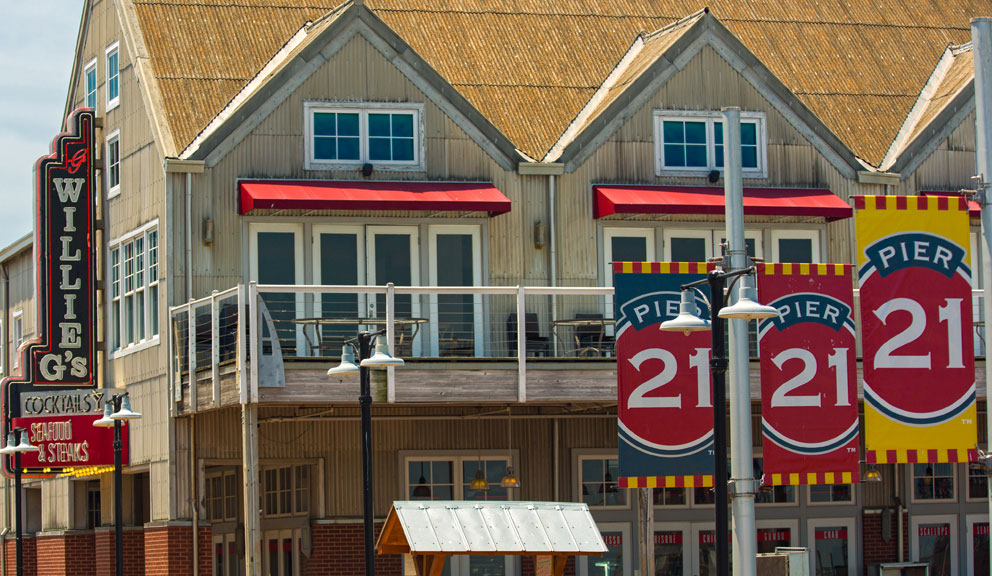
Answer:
186;173;193;303
549;173;557;323
190;415;198;576
896;466;903;562
1;262;7;576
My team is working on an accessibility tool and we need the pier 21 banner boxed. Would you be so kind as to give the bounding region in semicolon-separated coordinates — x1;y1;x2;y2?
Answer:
613;262;714;489
756;264;859;485
856;195;977;465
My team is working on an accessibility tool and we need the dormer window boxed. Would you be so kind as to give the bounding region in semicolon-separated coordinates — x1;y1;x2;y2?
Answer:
305;102;424;171
654;111;766;178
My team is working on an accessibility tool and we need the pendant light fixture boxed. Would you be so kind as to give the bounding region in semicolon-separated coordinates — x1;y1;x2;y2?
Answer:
500;408;520;489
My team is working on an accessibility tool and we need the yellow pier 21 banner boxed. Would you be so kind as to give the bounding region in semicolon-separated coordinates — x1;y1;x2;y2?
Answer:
855;195;977;465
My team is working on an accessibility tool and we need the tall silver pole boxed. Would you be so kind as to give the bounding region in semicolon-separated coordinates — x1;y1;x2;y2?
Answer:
971;17;992;574
722;106;757;576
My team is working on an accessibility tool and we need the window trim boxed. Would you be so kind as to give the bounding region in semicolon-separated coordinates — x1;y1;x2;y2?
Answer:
105;42;120;111
965;514;988;574
205;469;238;523
806;517;856;576
909;462;957;503
806;482;856;506
11;311;22;371
575;451;629;510
108;221;160;359
106;129;121;198
578;522;631;576
770;229;821;263
909;514;957;573
84;58;98;112
427;225;483;357
261;463;310;519
653;110;767;178
663;228;714;262
400;451;517;501
966;461;988;502
304;101;426;171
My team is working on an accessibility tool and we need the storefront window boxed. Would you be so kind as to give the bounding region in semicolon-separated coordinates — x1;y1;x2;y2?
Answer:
917;522;952;576
813;527;848;576
580;457;625;507
913;463;954;500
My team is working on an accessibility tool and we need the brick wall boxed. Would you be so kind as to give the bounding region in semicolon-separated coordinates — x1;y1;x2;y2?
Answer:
862;509;910;575
93;528;145;576
144;524;211;576
305;522;402;575
35;532;95;575
3;536;36;576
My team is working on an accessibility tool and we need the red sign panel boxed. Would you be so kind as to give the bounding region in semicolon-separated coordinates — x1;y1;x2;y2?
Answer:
815;529;848;540
919;525;950;537
757;264;859;484
655;532;683;545
10;415;126;470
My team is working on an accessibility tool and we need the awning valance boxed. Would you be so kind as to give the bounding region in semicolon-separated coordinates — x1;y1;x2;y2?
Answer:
238;180;511;215
593;185;853;221
920;191;980;218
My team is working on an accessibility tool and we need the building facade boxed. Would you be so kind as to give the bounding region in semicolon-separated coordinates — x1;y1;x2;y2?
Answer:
0;1;990;575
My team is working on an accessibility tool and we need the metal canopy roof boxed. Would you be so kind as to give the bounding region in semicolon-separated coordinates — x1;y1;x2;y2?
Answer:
377;501;606;576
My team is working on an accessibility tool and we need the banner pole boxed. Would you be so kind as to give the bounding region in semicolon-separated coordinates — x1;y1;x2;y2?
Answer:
970;17;992;573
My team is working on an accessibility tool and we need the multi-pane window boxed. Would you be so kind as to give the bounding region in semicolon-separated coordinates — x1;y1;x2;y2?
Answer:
306;102;423;169
809;484;853;503
753;458;795;504
406;457;509;502
106;43;119;110
84;60;97;110
913;463;955;501
262;464;310;518
652;487;687;506
86;481;101;529
579;456;626;507
206;470;237;522
654;111;766;176
968;465;988;500
106;131;120;197
110;224;159;353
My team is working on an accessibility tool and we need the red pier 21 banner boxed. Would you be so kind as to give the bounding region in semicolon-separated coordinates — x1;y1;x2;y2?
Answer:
756;264;859;485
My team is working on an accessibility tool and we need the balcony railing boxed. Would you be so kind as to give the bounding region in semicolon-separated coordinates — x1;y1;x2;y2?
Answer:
168;283;987;410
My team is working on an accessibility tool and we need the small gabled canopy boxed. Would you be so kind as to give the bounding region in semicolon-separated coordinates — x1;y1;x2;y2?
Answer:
377;501;606;576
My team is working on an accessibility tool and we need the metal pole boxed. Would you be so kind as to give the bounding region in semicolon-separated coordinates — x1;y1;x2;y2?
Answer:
359;332;375;576
709;273;730;576
113;395;124;576
970;17;992;573
722;106;757;576
13;446;21;576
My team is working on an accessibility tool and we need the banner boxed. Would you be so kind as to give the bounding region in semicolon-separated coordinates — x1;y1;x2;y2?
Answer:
613;262;714;489
756;263;859;485
855;195;976;464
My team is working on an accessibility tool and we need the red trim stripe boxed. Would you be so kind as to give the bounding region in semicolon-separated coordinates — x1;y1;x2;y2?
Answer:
887;450;898;463
937;196;948;211
969;449;979;462
896;196;908;210
866;451;877;464
928;449;939;462
875;196;887;210
854;196;866;210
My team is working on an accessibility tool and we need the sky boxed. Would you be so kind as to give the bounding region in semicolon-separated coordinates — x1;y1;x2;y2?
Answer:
0;2;86;249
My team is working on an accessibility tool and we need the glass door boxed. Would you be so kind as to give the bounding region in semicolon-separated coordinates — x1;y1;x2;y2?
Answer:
807;518;855;576
429;226;482;357
654;523;689;576
249;224;304;356
603;228;655;333
580;523;630;576
313;225;365;357
367;226;421;353
262;529;301;576
911;515;956;576
966;515;988;576
213;532;240;576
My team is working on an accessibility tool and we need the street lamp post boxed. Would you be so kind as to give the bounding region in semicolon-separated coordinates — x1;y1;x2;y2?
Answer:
0;428;38;576
94;393;142;576
327;332;404;576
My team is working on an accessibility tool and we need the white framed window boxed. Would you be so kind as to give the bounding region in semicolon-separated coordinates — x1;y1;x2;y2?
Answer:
664;228;714;262
428;225;483;357
965;514;989;576
106;130;120;198
0;319;4;374
206;469;237;523
262;463;310;518
403;454;514;502
578;522;631;576
11;310;22;371
654;110;767;178
109;222;159;356
304;101;425;171
770;229;821;263
576;454;627;509
652;486;688;508
911;463;956;502
86;480;102;529
753;457;796;506
967;463;988;502
807;518;856;576
84;59;97;111
911;514;957;576
807;483;854;505
105;42;119;111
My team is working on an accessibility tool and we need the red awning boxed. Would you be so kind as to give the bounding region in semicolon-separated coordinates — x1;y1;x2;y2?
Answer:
920;191;980;218
239;180;511;215
593;185;852;221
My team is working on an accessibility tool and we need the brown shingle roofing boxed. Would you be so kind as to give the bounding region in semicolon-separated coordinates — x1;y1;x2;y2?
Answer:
129;0;985;168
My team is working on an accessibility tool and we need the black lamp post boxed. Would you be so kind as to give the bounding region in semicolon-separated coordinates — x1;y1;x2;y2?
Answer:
94;392;141;576
327;331;403;575
0;428;38;576
660;266;779;576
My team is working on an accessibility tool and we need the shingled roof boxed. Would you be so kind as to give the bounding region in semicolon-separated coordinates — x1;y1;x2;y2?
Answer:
127;0;985;168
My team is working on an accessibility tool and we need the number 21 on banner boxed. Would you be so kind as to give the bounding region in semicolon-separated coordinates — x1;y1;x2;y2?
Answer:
872;297;965;370
769;347;850;408
626;347;712;408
